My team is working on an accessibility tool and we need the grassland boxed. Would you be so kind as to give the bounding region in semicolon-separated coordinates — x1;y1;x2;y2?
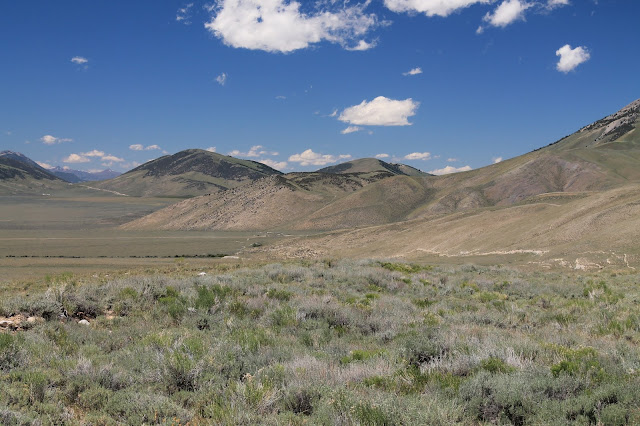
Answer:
2;260;639;424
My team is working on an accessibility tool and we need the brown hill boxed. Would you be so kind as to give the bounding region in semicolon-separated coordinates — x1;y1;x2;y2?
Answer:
124;98;640;262
318;158;430;177
0;151;68;195
92;149;281;197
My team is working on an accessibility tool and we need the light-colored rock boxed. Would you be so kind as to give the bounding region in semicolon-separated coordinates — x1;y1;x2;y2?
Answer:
78;319;91;326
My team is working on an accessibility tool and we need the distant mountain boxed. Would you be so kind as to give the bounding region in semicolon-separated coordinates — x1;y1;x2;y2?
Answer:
318;158;431;176
92;149;282;197
49;167;121;183
0;151;66;194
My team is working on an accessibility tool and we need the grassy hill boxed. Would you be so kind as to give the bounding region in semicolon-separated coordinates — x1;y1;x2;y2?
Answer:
92;149;282;197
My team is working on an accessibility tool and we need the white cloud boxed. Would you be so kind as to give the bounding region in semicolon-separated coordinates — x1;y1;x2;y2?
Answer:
288;149;351;166
345;39;377;51
216;72;227;86
205;0;378;53
63;154;90;164
206;146;217;152
71;56;88;65
556;44;590;73
545;0;569;9
403;67;423;76
36;161;53;169
339;96;419;126
82;150;105;157
375;153;390;158
429;165;472;175
493;156;503;163
329;109;338;117
41;135;72;145
404;152;431;160
258;159;288;170
483;0;532;28
447;157;458;162
129;144;162;151
341;126;362;134
384;0;490;17
275;95;286;100
101;155;124;162
229;145;279;158
176;3;194;24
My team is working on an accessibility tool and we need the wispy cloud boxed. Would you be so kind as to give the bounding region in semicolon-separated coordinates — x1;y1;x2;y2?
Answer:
228;145;279;158
288;149;351;166
483;0;533;28
375;153;389;159
215;72;227;86
403;67;423;76
129;144;163;151
341;126;362;134
176;3;194;24
205;146;217;152
258;159;288;170
384;0;490;17
493;156;503;163
339;96;419;126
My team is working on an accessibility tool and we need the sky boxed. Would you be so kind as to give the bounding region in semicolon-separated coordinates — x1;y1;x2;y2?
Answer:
1;0;639;174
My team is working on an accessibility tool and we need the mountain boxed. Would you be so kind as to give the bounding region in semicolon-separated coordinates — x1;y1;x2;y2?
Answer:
0;151;66;194
124;98;640;268
318;158;430;176
49;167;121;183
92;149;282;197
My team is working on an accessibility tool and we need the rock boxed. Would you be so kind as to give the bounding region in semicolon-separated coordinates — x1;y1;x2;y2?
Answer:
78;319;90;326
0;320;15;328
198;272;207;276
27;316;44;324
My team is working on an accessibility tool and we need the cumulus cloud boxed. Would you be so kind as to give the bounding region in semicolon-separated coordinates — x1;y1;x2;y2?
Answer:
176;3;194;24
258;159;288;170
384;0;490;17
339;96;419;126
556;44;590;73
483;0;532;28
36;161;53;169
429;165;472;175
404;152;431;160
63;153;90;163
82;150;105;157
288;149;351;166
41;135;72;145
341;126;362;134
206;146;217;152
403;67;423;76
216;72;227;86
205;0;378;53
229;145;278;158
493;156;503;163
375;153;390;159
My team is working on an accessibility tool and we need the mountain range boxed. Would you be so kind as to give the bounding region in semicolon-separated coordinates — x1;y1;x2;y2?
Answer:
48;167;121;183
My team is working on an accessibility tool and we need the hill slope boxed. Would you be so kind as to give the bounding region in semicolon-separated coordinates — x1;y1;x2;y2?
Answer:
318;158;430;176
124;98;640;245
0;151;68;194
92;149;282;197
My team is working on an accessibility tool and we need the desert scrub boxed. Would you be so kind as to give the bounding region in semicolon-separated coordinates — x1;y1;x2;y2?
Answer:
0;261;639;424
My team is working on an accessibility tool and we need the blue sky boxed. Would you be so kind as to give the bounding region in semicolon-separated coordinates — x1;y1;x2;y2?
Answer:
1;0;639;174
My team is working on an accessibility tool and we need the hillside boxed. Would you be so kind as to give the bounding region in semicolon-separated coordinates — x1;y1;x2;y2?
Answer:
318;158;430;177
122;171;399;230
92;149;282;197
49;167;120;183
124;98;640;266
0;151;67;194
